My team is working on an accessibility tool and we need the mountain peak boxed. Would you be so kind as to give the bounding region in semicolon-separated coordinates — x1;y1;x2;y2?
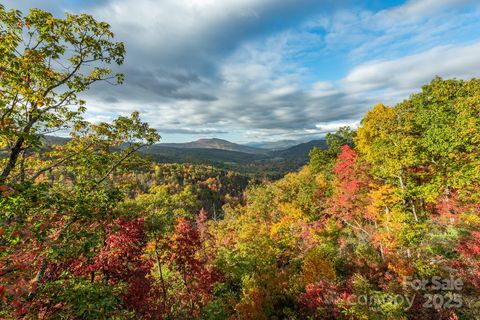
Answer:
195;138;231;143
158;138;266;154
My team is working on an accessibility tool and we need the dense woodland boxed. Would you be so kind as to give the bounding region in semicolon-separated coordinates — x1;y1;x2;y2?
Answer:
140;139;328;180
1;6;480;320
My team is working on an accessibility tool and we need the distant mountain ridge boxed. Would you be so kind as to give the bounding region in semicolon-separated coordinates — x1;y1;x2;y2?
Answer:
269;140;327;159
245;139;305;150
142;138;327;177
39;136;327;178
158;138;267;154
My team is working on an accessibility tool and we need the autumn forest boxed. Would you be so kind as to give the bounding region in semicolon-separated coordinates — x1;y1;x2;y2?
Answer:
1;5;480;320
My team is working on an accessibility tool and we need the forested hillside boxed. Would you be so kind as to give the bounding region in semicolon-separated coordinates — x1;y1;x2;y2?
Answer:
1;5;480;320
31;137;327;180
142;139;327;179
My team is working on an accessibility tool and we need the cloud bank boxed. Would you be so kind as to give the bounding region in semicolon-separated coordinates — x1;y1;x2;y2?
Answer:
3;0;480;142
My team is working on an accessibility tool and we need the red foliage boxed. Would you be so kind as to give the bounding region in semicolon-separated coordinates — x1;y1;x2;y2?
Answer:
94;217;147;278
328;145;370;222
196;208;209;241
433;192;464;224
333;145;358;180
162;218;220;317
299;280;354;319
0;219;49;317
451;229;480;289
77;217;160;318
0;185;17;197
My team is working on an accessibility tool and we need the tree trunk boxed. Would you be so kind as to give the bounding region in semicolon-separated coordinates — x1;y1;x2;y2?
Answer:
0;115;38;183
0;135;25;183
410;199;418;222
155;246;169;316
27;259;47;301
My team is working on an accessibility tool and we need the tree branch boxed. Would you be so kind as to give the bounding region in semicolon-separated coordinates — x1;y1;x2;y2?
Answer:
94;144;145;186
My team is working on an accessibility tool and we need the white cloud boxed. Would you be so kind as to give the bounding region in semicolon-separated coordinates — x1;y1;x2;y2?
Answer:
385;0;475;19
5;0;480;142
343;42;480;99
315;120;359;132
308;0;480;63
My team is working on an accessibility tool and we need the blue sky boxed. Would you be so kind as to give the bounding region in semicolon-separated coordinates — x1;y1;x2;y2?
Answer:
4;0;480;143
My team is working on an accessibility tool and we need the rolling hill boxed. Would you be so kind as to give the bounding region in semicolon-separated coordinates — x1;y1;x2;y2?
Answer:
38;136;327;178
141;138;327;178
244;139;305;150
268;140;327;160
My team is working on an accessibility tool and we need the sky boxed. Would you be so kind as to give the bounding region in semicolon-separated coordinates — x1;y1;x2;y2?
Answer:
4;0;480;143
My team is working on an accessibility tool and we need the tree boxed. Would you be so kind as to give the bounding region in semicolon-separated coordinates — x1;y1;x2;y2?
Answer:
0;113;159;318
161;218;219;318
355;103;419;190
0;6;160;318
0;5;125;183
412;78;480;202
328;145;370;224
309;126;356;174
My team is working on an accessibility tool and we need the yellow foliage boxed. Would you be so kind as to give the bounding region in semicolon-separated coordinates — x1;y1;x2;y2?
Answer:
301;249;336;284
460;213;480;226
315;173;328;191
269;203;307;249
